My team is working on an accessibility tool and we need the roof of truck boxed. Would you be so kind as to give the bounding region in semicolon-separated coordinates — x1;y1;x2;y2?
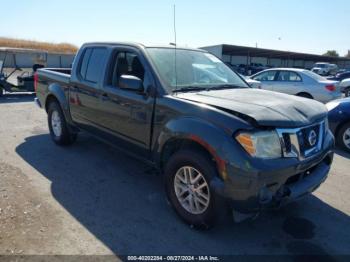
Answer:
83;42;206;52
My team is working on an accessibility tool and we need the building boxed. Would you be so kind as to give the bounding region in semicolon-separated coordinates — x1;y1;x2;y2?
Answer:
201;44;350;70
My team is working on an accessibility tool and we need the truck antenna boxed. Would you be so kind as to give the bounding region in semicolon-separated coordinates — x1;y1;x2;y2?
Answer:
173;4;177;89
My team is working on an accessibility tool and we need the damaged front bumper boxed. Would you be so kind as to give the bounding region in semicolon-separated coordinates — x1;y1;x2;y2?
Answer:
211;130;334;213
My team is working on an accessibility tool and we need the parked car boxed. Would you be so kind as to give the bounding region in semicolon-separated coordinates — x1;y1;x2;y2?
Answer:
239;74;261;89
35;42;334;228
327;71;350;82
311;63;338;76
339;78;350;97
250;68;342;103
326;98;350;152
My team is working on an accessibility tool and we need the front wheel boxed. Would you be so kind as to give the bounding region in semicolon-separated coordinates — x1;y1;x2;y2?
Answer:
344;87;350;97
337;122;350;153
48;101;77;146
164;149;221;229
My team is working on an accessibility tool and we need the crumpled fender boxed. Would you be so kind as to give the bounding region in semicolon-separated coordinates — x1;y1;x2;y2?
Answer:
153;116;248;180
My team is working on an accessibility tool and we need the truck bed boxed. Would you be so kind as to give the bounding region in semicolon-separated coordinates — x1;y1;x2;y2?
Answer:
37;68;71;84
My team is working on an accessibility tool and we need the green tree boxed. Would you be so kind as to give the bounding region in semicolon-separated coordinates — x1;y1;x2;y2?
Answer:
323;50;339;57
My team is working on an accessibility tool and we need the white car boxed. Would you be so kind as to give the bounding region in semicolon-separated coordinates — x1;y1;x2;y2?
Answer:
250;68;342;103
311;63;338;76
340;78;350;97
239;74;261;89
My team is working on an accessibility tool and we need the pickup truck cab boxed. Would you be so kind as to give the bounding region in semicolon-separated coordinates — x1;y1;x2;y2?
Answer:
35;42;334;228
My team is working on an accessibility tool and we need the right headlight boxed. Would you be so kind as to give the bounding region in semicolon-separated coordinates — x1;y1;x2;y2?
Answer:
235;130;282;159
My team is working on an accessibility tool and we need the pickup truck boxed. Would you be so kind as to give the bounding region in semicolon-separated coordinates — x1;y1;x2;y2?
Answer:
35;42;334;228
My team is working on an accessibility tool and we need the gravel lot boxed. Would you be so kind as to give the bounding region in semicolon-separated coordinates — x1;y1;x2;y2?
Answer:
0;94;349;258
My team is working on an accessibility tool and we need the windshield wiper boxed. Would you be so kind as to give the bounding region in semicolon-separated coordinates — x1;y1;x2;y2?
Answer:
208;84;247;90
172;86;208;93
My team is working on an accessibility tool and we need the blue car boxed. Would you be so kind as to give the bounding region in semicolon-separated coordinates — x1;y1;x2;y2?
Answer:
327;97;350;152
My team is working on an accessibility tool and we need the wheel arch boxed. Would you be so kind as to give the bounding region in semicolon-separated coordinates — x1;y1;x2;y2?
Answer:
44;84;75;128
154;117;237;181
296;92;313;99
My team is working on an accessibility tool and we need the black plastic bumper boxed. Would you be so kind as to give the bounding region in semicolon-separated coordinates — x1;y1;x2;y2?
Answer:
211;150;333;213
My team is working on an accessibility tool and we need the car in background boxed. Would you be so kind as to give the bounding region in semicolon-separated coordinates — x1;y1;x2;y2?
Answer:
327;71;350;82
339;78;350;97
326;98;350;152
250;68;342;103
239;74;261;89
311;63;338;76
327;71;350;97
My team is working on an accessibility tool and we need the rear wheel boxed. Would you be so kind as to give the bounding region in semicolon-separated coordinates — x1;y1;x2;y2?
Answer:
296;92;313;99
164;149;221;229
337;122;350;153
0;87;3;97
48;101;77;146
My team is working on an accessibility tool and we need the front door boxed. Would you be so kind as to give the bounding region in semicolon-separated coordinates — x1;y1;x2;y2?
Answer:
98;48;156;158
251;70;278;91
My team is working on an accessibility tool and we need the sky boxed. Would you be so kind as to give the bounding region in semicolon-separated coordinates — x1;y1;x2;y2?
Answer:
1;0;349;56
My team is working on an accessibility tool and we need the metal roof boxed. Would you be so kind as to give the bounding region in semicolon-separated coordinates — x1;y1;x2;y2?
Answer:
203;44;350;62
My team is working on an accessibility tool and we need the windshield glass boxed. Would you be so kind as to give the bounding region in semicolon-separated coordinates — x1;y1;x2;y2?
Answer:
314;63;326;68
146;48;249;92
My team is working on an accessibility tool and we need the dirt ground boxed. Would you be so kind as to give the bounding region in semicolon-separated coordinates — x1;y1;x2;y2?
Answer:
0;94;349;259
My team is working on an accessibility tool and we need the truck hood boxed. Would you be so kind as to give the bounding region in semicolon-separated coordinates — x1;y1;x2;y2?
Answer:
176;89;327;127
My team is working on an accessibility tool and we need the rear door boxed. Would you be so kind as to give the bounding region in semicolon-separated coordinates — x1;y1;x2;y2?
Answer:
69;47;109;131
251;70;278;91
272;70;304;95
97;46;156;158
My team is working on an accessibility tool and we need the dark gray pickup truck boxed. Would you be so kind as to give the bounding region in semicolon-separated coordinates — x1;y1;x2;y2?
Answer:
35;42;334;228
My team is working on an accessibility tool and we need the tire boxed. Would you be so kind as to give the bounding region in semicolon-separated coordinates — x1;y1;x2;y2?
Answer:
47;101;77;146
344;87;350;97
0;87;3;97
336;122;350;153
164;149;220;229
296;92;313;99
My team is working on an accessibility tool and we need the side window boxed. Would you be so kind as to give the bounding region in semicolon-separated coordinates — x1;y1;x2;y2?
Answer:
277;71;302;82
79;48;92;79
110;51;145;87
253;71;276;81
85;48;108;83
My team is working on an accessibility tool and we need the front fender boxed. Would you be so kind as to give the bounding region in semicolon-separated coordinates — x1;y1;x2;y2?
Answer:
153;116;245;180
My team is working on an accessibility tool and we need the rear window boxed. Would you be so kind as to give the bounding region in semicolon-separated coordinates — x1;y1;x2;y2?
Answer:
85;48;108;83
79;48;92;79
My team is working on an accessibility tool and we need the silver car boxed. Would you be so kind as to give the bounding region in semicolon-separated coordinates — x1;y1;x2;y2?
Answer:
250;68;342;103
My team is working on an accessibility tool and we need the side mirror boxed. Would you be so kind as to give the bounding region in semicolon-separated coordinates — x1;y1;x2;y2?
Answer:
119;75;144;92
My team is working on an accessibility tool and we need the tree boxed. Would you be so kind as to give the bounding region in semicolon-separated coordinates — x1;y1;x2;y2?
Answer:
323;50;339;57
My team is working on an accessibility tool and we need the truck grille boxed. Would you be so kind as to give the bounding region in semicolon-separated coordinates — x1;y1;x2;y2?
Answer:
277;121;325;160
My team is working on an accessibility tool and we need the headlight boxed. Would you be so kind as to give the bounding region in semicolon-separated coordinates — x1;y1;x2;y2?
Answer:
326;101;340;111
236;130;282;159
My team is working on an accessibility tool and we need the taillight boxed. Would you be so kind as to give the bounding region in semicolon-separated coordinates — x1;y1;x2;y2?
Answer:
325;84;336;91
34;73;39;92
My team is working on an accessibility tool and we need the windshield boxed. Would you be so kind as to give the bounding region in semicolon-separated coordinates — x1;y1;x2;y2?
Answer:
314;63;326;68
146;48;249;92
